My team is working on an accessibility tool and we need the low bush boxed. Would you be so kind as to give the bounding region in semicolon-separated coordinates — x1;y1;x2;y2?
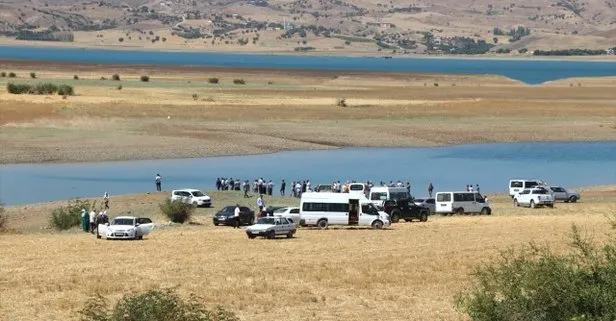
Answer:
80;288;239;321
337;98;347;107
8;72;16;78
192;93;199;100
0;72;6;77
7;83;32;94
140;75;149;82
111;74;120;81
159;199;194;223
456;223;616;321
50;199;91;230
208;77;219;84
73;75;79;80
33;83;58;95
116;84;122;90
30;72;36;79
7;83;74;96
57;84;74;96
233;78;245;85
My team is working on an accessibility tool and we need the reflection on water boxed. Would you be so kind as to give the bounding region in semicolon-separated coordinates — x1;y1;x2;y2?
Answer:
1;142;615;205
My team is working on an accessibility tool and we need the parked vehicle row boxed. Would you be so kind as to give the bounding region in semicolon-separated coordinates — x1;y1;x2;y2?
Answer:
509;178;581;209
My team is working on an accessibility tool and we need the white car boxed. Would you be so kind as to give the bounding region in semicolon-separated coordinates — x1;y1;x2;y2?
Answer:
549;186;581;203
413;197;436;214
513;188;555;208
245;217;297;239
272;206;301;224
99;216;154;240
171;189;212;207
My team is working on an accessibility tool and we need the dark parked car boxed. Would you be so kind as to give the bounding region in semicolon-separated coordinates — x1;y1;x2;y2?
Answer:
213;205;255;226
383;199;429;223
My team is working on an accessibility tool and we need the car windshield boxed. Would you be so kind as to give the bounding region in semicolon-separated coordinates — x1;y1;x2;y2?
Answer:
371;192;387;200
191;191;205;197
111;218;134;226
221;206;234;212
257;218;276;225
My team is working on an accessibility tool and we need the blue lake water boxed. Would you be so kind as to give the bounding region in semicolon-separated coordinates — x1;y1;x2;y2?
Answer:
1;142;615;205
1;45;615;84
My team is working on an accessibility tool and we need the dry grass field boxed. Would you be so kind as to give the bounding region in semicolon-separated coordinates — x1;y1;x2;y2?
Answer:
1;60;615;164
1;186;615;321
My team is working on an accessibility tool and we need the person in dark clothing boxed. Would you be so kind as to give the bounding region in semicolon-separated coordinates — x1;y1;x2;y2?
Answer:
428;183;434;198
216;178;221;191
302;181;307;193
280;180;286;196
243;180;250;198
155;174;162;192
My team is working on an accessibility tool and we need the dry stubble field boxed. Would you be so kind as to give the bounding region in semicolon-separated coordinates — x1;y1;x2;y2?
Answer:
1;60;615;164
1;186;616;321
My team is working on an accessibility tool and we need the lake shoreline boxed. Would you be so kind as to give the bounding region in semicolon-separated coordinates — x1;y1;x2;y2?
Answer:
3;41;616;62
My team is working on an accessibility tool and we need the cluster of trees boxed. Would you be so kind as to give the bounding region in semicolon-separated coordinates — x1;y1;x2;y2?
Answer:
16;30;74;42
493;26;531;42
534;48;607;56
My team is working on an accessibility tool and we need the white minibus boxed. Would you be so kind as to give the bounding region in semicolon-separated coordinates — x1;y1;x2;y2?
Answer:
509;179;547;197
348;183;367;196
300;192;391;229
435;191;492;215
368;186;410;207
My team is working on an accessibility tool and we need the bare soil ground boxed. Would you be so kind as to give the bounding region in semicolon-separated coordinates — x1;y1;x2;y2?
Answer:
1;186;615;321
1;60;615;164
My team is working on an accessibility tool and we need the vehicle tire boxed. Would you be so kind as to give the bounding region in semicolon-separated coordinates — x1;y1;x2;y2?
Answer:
317;219;328;229
248;235;257;239
371;220;384;229
481;207;490;215
267;230;276;239
286;232;294;239
138;235;143;240
569;195;578;203
419;212;428;222
547;204;554;208
513;199;519;207
530;200;536;208
390;210;400;223
456;208;464;215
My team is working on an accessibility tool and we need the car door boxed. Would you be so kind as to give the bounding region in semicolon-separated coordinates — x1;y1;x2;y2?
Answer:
289;208;300;224
136;217;154;236
550;187;565;201
240;207;253;224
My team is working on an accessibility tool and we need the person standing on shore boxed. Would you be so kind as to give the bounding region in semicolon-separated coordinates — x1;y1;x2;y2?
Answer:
280;179;286;197
257;195;265;212
428;183;434;198
155;174;162;192
89;208;96;234
233;204;241;229
81;208;89;232
103;192;110;210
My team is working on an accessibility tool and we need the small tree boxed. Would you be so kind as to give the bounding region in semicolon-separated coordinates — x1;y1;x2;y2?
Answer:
140;75;149;82
30;72;36;79
57;85;74;96
233;78;245;85
112;74;120;81
0;72;6;77
159;199;194;223
73;75;79;80
8;72;16;78
50;199;91;230
208;77;219;84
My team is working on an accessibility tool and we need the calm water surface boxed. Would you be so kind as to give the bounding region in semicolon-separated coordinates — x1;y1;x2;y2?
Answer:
1;45;615;84
1;142;614;205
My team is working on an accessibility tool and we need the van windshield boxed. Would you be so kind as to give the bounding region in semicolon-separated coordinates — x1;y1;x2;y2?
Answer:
371;192;387;200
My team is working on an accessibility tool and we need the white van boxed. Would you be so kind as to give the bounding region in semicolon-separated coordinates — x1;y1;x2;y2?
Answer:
435;191;492;215
368;186;410;207
300;192;391;229
348;183;367;196
509;179;547;197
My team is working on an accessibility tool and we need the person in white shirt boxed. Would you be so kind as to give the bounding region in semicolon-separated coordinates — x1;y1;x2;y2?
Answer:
233;204;241;228
89;209;96;234
257;195;265;212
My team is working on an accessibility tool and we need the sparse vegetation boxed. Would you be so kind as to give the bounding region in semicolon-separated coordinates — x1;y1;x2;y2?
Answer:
50;199;91;230
7;83;74;96
159;199;194;223
8;72;16;78
112;74;120;81
534;48;607;56
73;75;79;80
29;72;36;79
457;223;616;321
337;98;347;107
0;72;6;77
116;84;122;90
192;93;199;100
208;77;219;84
233;78;245;85
140;75;150;82
0;202;7;232
80;288;239;321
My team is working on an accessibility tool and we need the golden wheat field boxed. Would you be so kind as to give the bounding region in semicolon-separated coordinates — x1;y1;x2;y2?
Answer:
1;60;615;164
2;186;615;321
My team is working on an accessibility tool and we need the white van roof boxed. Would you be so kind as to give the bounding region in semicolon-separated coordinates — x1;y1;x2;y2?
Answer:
301;192;370;202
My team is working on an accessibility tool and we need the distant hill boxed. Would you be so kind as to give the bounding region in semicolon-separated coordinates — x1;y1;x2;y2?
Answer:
0;0;615;56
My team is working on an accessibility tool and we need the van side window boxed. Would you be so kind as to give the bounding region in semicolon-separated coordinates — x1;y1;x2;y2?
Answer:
510;181;523;188
437;193;451;202
525;181;539;188
475;194;484;203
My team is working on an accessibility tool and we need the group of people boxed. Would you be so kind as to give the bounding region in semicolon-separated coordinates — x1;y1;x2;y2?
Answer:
465;184;481;193
80;192;111;235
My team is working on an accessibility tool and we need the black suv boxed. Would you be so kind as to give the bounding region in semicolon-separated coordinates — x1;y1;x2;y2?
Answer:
213;205;255;226
383;199;429;223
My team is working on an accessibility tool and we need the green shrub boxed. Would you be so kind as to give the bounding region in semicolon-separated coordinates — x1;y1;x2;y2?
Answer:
8;72;16;78
208;77;219;84
456;224;616;321
50;199;91;230
80;288;239;321
111;74;120;81
30;72;36;79
0;72;6;77
33;83;58;95
159;199;194;223
140;75;149;82
192;93;198;100
233;78;245;85
57;85;74;96
73;75;79;80
7;83;32;94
